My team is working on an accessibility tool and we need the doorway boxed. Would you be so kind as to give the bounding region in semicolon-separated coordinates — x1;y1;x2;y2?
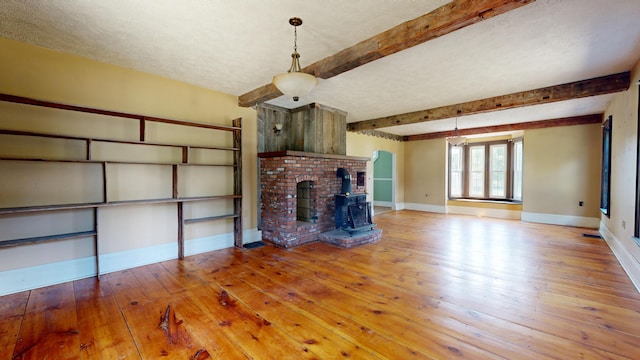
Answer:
373;150;395;215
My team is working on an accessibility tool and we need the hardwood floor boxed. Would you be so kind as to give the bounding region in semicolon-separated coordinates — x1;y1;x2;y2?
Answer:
2;210;640;359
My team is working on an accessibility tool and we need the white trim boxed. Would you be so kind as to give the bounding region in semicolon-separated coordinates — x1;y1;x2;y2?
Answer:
393;202;406;211
521;212;600;228
0;256;96;297
447;205;521;220
0;228;261;296
600;223;640;293
404;202;447;214
100;242;177;274
374;201;393;207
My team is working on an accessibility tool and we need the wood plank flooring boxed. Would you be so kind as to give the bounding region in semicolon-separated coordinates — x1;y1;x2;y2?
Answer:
3;210;640;359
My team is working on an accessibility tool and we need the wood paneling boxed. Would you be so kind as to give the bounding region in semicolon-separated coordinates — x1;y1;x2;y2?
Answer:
3;211;640;358
257;103;347;155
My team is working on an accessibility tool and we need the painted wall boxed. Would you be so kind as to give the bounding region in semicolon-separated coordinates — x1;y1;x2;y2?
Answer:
373;151;393;202
0;37;258;295
521;123;602;227
403;138;447;212
346;132;404;207
600;58;640;290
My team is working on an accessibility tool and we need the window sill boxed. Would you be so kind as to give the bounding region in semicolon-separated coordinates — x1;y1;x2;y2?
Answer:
448;198;522;205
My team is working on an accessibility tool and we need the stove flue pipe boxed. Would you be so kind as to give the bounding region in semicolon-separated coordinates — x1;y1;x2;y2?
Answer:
336;168;352;195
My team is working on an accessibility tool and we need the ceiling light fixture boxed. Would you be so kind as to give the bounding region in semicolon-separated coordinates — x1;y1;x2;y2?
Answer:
447;117;466;146
272;17;318;102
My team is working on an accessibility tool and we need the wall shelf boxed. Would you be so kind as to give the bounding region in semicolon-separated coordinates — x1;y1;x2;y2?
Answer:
0;93;243;277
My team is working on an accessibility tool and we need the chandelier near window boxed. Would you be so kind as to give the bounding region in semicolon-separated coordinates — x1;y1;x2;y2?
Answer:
447;116;466;146
272;17;318;101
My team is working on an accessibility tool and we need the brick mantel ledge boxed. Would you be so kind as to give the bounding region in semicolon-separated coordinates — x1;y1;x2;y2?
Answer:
258;150;370;162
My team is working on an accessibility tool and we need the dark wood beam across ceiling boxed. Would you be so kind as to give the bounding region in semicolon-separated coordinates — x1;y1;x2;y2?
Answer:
348;71;630;132
403;114;603;141
239;0;536;107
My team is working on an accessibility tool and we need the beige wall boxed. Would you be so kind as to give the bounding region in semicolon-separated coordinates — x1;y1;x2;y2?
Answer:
404;138;447;208
346;132;405;206
0;37;257;272
601;58;640;282
522;123;602;217
402;124;602;223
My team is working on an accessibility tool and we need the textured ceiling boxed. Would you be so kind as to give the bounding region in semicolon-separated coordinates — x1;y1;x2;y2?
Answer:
1;0;639;136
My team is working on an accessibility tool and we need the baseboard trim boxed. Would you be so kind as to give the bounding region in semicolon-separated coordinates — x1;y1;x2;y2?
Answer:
447;205;521;220
403;203;446;214
0;256;97;297
521;212;600;228
373;201;393;207
0;228;261;297
600;223;640;293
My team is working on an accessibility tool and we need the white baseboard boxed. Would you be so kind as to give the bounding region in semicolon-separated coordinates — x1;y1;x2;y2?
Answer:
521;212;600;228
447;205;522;220
373;201;393;207
393;202;405;211
600;223;640;293
0;228;261;297
403;202;446;214
0;256;97;297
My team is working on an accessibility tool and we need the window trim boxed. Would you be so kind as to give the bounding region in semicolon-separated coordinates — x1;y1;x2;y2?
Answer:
448;138;522;202
600;116;612;217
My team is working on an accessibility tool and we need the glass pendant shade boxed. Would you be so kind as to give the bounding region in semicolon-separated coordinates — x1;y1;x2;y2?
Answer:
273;71;318;101
447;135;466;146
272;17;317;101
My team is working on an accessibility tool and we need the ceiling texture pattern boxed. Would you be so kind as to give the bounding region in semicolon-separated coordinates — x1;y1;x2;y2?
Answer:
1;0;639;137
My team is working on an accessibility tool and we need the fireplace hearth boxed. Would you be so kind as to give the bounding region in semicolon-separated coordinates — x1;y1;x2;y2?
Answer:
259;151;381;248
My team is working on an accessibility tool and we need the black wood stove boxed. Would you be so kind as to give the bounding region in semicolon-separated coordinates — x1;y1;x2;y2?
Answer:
335;168;375;234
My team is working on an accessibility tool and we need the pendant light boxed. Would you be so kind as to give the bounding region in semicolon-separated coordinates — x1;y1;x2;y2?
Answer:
447;117;466;146
272;17;318;101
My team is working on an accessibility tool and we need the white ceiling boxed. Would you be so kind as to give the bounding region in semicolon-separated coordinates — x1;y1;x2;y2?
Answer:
1;0;639;136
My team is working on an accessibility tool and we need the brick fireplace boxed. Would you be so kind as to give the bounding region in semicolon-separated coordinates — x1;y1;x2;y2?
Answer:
259;150;372;248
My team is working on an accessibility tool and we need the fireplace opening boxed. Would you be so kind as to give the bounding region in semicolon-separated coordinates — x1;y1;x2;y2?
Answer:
296;180;317;224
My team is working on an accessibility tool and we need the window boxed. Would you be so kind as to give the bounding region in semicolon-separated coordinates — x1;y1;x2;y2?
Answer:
600;116;612;217
448;138;522;201
513;141;523;201
450;146;464;197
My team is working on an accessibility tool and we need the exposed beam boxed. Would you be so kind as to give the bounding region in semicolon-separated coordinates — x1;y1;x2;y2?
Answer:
349;72;630;132
239;0;535;107
404;114;603;141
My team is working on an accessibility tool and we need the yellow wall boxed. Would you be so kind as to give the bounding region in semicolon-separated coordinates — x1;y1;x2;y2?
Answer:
346;132;405;206
404;138;447;208
0;37;257;272
522;123;602;217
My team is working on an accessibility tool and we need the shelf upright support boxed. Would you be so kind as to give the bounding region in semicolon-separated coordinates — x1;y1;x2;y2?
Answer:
86;139;92;160
182;146;189;164
139;118;146;141
177;201;184;259
94;207;101;279
232;118;243;248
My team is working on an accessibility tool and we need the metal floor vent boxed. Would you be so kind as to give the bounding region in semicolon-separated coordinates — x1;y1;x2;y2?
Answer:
582;233;603;239
243;241;266;249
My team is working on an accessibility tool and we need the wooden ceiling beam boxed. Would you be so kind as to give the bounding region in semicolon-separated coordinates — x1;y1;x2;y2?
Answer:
403;114;603;141
348;72;630;132
239;0;535;107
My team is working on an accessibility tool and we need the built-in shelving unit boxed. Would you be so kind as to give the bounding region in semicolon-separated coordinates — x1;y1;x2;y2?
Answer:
0;93;242;275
